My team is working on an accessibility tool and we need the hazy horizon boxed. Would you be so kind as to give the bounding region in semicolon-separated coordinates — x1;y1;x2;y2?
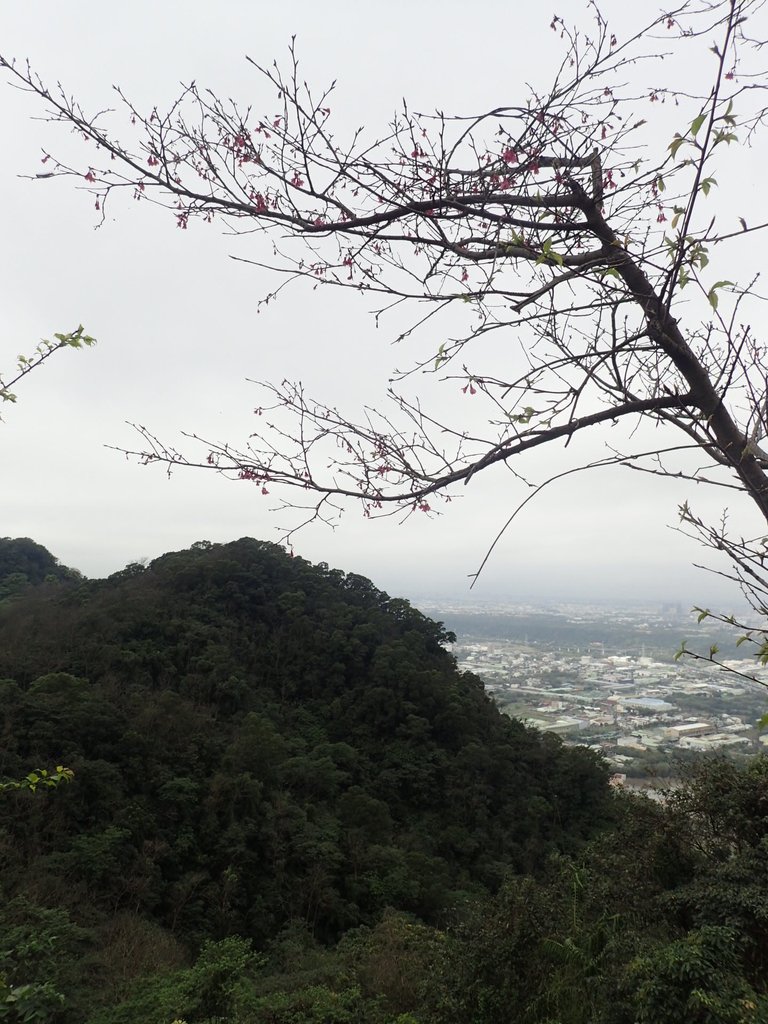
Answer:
7;530;744;612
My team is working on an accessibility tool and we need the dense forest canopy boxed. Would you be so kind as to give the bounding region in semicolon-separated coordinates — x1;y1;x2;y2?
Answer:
0;536;80;600
0;537;609;1019
2;537;768;1022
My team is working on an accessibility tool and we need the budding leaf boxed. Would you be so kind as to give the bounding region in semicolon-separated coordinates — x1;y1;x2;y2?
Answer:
713;130;738;146
536;240;564;267
707;280;734;310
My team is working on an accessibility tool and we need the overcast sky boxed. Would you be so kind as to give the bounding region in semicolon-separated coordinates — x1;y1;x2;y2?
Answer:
1;1;765;606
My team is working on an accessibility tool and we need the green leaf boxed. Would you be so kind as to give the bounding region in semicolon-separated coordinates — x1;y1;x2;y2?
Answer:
707;280;735;310
713;130;738;146
668;134;686;158
55;325;96;349
757;713;768;731
699;176;717;196
696;608;710;623
504;232;525;254
690;111;707;137
536;239;564;267
721;99;736;126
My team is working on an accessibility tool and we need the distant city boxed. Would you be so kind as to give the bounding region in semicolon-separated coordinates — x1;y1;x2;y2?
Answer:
425;599;768;789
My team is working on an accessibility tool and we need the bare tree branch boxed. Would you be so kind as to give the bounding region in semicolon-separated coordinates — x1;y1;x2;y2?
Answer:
3;0;768;615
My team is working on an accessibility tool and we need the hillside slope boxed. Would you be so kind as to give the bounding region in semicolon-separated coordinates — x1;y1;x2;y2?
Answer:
0;538;610;1020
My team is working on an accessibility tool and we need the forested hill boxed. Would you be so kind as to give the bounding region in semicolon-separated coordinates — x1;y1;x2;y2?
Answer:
4;539;768;1023
0;537;609;1016
0;536;81;598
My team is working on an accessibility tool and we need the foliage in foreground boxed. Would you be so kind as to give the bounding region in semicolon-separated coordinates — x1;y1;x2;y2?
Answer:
84;761;768;1024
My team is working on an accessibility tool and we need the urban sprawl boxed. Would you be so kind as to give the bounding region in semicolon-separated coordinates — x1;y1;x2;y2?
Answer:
436;600;768;788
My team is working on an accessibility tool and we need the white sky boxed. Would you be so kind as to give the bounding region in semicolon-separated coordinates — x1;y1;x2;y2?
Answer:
1;1;766;605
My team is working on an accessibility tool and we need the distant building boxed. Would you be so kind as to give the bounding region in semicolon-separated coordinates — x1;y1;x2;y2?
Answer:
667;722;713;740
622;696;675;712
546;716;589;735
679;733;750;751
